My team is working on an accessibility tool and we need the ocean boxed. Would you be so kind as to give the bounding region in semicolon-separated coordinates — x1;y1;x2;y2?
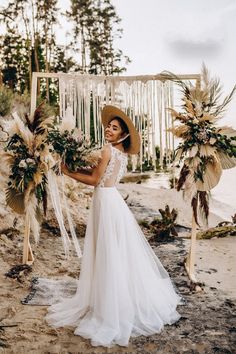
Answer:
143;168;236;221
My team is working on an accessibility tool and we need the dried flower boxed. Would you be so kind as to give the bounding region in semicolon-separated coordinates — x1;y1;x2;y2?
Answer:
19;160;27;168
26;158;36;165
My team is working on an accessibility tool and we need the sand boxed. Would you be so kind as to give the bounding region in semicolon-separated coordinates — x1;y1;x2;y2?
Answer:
0;179;235;353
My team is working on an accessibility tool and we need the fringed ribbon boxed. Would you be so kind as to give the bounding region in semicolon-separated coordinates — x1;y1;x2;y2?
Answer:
58;74;175;169
47;169;82;259
61;175;83;258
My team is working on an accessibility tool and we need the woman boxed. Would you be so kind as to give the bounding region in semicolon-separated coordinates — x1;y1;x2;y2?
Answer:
46;105;183;348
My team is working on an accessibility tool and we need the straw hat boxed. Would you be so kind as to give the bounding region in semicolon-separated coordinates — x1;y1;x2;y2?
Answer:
101;105;141;154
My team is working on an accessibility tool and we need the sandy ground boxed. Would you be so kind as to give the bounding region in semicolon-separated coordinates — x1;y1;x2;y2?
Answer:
118;183;236;299
0;179;235;354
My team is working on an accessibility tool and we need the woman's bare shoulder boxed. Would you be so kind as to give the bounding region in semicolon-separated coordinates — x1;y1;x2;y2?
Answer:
101;143;111;157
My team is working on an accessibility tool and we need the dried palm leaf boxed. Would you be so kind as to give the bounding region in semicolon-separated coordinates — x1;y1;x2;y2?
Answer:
213;84;236;117
199;144;217;157
185;156;201;169
217;151;236;169
196;159;222;191
161;71;192;100
168;125;189;138
188;146;199;158
209;137;217;145
216;126;236;139
184;172;197;201
198;113;216;122
6;187;25;214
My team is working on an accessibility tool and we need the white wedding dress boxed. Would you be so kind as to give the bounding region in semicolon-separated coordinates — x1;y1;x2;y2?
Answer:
44;143;183;348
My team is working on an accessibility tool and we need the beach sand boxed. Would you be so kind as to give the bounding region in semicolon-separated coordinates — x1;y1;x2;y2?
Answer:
0;179;235;353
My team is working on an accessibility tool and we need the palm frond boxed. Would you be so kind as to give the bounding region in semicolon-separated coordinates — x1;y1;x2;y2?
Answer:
213;84;236;117
201;62;210;89
160;70;192;99
218;151;236;169
6;187;25;214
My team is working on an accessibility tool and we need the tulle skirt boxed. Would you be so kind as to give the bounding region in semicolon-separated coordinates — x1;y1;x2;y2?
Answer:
46;186;182;348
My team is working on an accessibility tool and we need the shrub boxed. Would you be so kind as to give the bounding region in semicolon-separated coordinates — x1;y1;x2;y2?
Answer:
0;85;13;117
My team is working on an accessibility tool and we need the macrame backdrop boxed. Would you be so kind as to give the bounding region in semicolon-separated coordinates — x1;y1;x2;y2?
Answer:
58;74;174;170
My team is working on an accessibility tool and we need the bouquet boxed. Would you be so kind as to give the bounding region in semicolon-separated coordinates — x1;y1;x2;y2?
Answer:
47;127;101;172
46;106;101;172
3;104;54;242
163;64;236;224
2;104;101;259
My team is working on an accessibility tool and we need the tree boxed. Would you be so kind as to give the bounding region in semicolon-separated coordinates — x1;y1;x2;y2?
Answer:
0;29;30;91
0;0;130;102
0;0;59;92
66;0;130;75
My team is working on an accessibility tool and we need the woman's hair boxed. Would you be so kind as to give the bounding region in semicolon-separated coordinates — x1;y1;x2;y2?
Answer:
111;116;131;151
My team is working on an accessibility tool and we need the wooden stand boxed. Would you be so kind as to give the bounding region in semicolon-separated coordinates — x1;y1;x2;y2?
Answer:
23;216;34;265
184;213;203;291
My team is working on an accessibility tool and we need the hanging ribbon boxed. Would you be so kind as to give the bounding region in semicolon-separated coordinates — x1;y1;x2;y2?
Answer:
47;169;82;259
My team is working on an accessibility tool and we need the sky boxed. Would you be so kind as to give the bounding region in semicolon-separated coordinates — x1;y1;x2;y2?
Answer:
110;0;236;127
1;0;236;127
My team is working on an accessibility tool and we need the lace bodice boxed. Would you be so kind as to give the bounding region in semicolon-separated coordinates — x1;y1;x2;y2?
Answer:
97;144;128;188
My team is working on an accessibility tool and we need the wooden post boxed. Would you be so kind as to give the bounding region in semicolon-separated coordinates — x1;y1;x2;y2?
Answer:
184;213;198;283
23;215;34;265
30;72;38;118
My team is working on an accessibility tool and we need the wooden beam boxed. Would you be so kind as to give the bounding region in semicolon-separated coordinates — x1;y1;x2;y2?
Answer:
30;71;201;116
31;71;201;81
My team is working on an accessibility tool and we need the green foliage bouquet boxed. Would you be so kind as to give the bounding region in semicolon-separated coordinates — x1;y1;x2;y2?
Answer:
47;126;101;172
2;104;56;244
2;104;101;256
46;106;101;172
3;106;53;217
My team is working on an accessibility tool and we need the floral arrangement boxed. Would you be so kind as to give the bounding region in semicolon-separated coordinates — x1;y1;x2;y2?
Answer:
2;104;54;241
2;104;101;247
47;123;101;172
163;65;236;224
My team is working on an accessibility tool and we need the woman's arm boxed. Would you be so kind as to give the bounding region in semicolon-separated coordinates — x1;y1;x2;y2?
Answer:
61;145;111;186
